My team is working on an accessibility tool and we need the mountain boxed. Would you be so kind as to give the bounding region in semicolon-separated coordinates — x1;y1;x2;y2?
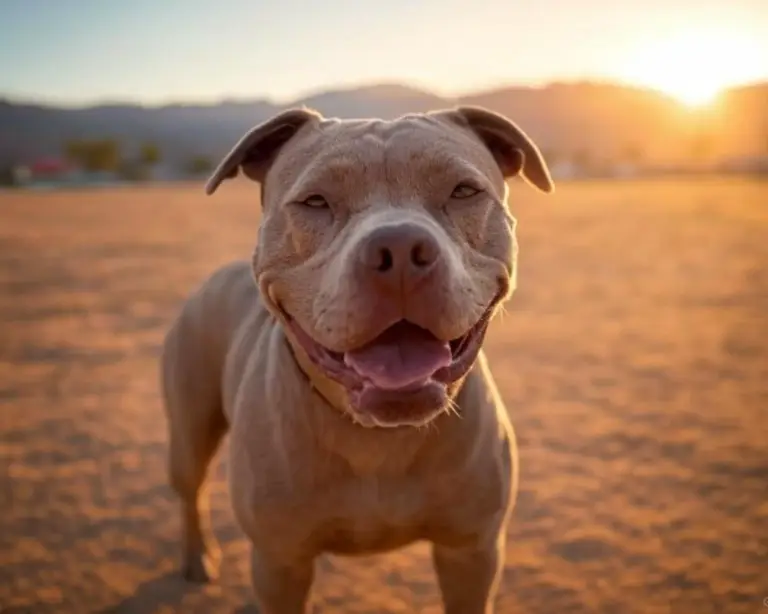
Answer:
1;81;766;169
0;98;279;169
296;83;451;119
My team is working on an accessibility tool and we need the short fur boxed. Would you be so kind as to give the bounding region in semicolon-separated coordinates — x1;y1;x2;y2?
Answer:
161;106;553;614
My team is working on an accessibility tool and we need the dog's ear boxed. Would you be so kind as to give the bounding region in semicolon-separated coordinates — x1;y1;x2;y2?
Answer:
205;107;322;195
434;106;554;194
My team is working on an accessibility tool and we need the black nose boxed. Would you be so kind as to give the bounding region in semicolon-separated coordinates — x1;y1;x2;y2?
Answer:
358;222;441;286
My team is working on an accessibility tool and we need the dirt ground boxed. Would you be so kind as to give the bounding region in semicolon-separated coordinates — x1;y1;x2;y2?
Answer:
0;178;766;614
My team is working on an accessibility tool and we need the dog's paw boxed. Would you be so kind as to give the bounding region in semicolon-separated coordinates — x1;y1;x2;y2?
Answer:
182;551;220;584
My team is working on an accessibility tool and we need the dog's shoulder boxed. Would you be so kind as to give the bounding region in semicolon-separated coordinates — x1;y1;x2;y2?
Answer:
164;260;267;374
202;259;259;309
177;260;260;328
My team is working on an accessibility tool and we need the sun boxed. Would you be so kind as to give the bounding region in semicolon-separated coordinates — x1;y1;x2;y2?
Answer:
623;30;765;108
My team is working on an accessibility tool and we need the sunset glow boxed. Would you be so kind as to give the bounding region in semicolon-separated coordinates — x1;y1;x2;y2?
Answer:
623;30;765;107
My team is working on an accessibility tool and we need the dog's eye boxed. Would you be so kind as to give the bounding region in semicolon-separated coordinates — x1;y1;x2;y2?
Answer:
301;194;330;208
450;183;482;199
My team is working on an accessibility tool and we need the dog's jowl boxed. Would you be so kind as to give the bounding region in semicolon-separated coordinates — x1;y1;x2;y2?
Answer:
160;105;554;614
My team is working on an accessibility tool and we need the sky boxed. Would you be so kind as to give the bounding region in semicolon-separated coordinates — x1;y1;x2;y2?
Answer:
0;0;766;106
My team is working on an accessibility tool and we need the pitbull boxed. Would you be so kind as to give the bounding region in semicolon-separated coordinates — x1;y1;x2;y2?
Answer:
161;105;553;614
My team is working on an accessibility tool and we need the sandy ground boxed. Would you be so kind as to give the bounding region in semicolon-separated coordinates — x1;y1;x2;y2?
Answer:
0;178;766;614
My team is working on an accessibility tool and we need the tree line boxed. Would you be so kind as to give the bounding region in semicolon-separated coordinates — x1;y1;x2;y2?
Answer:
2;128;764;188
60;138;214;179
57;132;720;179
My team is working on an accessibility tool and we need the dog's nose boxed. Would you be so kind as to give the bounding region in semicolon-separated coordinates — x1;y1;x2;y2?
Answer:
358;223;440;289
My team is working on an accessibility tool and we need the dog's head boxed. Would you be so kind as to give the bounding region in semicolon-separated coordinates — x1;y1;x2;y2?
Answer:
206;106;553;428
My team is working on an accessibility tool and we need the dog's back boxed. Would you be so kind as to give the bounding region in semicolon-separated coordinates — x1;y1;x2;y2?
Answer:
162;261;253;414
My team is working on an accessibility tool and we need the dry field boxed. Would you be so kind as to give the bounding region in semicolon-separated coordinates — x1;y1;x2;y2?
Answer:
0;178;766;614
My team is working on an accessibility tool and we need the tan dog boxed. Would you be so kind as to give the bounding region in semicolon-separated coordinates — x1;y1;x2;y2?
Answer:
160;105;553;614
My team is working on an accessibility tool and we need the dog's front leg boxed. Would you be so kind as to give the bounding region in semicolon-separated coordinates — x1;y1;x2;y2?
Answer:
432;534;505;614
250;547;315;614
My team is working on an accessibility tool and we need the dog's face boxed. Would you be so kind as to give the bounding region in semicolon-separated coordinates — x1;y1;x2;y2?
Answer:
207;106;553;428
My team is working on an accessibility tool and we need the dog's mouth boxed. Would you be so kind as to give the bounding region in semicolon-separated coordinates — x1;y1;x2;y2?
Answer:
280;299;498;425
295;316;490;389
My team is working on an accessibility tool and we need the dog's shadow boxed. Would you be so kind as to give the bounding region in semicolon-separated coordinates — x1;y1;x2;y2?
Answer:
95;570;216;614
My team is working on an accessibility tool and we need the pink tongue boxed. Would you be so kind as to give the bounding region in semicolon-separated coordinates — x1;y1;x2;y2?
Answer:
344;322;452;390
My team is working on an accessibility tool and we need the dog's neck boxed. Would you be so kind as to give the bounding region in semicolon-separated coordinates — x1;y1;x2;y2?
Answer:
281;324;352;414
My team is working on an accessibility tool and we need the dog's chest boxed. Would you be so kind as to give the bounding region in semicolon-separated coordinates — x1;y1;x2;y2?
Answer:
309;475;430;555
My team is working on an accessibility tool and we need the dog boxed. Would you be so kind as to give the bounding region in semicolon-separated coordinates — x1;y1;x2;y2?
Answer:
160;105;553;614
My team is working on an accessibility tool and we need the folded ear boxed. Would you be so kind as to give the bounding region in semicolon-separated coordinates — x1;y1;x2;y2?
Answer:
434;106;554;194
205;107;322;195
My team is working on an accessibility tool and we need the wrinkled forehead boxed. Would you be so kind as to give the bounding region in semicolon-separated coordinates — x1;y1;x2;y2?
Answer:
264;115;504;205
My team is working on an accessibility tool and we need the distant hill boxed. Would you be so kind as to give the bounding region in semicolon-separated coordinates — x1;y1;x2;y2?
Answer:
1;81;766;168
